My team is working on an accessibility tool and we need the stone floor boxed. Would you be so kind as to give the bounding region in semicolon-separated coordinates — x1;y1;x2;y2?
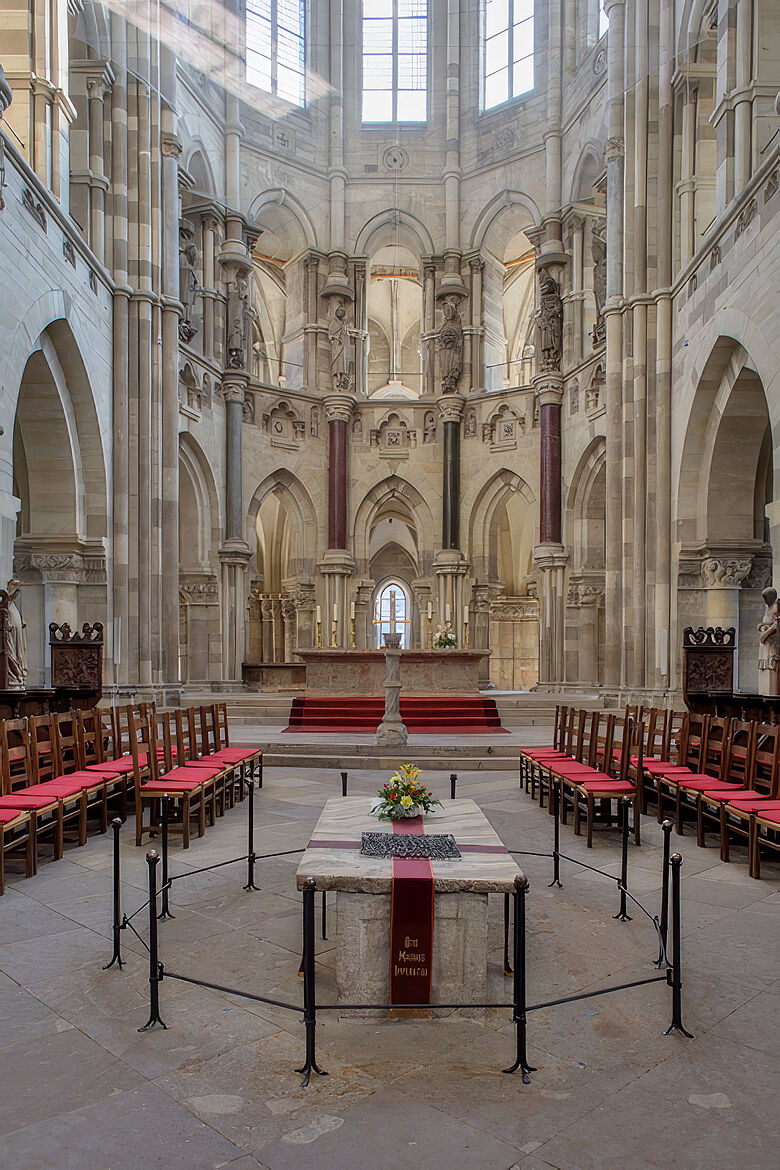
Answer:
1;759;778;1169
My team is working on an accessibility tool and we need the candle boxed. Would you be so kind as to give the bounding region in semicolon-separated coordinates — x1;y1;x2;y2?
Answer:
427;601;432;620
445;603;451;621
464;604;469;622
316;606;321;624
350;601;355;619
332;603;338;621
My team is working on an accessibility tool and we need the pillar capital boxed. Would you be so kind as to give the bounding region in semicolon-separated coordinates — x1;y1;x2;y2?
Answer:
436;393;466;424
220;377;248;405
324;393;355;423
218;539;251;567
318;550;355;575
533;543;568;572
532;372;564;407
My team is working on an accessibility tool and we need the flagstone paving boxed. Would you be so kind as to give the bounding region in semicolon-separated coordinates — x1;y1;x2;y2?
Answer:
1;759;778;1169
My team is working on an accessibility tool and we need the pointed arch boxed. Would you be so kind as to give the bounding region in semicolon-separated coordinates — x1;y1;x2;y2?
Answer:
466;469;536;581
247;189;317;257
353;475;435;569
179;432;222;568
247;469;317;576
354;209;435;258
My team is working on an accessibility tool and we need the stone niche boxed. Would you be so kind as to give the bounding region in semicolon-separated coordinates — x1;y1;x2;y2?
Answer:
488;596;539;690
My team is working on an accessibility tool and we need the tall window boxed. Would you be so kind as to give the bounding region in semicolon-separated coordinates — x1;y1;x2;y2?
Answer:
246;0;306;107
374;581;411;647
362;0;428;124
482;0;534;111
598;1;609;39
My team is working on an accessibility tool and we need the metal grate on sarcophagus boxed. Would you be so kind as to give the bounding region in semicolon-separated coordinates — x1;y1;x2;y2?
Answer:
360;832;461;859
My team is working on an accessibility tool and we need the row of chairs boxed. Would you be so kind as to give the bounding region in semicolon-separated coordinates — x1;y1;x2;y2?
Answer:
521;705;780;877
0;702;262;894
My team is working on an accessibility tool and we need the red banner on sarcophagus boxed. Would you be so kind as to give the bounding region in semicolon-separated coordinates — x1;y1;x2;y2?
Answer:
389;816;434;1006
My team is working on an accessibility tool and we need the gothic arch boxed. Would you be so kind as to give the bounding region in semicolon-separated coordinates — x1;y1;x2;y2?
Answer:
566;436;607;573
246;469;317;577
466;469;536;581
353;476;435;569
179;433;222;568
247;189;317;257
469;190;542;252
354;209;435;258
185;144;217;196
567;143;605;204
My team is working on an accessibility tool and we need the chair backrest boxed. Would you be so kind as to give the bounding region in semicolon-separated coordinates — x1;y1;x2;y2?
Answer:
113;705;135;759
174;707;200;763
76;707;109;768
52;711;80;773
702;715;730;778
554;705;569;751
570;709;587;761
156;710;177;775
27;714;62;784
678;712;708;771
594;710;613;767
126;707;158;802
663;709;686;762
197;705;219;756
752;723;780;798
0;717;33;793
723;719;755;787
643;708;665;760
617;716;643;781
585;711;600;767
214;702;231;750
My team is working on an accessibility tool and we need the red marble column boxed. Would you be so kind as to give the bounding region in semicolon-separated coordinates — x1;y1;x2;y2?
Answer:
328;416;348;549
540;401;562;544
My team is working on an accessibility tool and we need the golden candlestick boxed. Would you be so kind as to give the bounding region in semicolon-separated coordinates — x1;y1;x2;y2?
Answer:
316;620;322;648
351;618;356;648
464;621;469;650
330;619;338;648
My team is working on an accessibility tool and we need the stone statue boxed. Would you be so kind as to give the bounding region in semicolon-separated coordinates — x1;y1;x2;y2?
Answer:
538;271;563;371
438;298;463;394
758;586;778;695
226;277;249;369
423;411;437;443
329;298;352;390
591;220;607;346
178;222;200;343
3;579;27;689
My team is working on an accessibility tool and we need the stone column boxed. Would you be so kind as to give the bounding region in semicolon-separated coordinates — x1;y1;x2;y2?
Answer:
538;379;563;545
468;256;484;391
110;28;129;686
422;262;437;396
260;596;274;662
289;582;316;651
201;214;218;360
33;556;81;688
376;633;408;746
219;378;251;681
734;0;753;193
678;82;697;267
325;394;352;550
438;394;466;551
354;580;374;649
160;128;182;684
471;580;501;688
534;546;569;686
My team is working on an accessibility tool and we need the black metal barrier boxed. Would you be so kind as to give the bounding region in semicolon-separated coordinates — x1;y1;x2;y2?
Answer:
105;771;694;1086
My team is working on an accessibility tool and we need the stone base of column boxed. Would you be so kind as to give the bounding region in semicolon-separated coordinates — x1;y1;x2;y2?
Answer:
376;634;408;746
533;543;569;685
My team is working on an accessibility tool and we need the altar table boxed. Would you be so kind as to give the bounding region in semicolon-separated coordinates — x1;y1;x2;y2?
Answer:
291;648;490;695
296;797;522;1011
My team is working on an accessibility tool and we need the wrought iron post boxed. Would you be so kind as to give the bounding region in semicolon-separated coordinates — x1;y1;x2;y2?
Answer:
158;798;174;920
295;877;327;1086
341;770;348;796
243;779;259;891
655;818;673;966
503;873;535;1082
549;776;563;887
503;893;513;976
613;796;632;921
450;773;457;800
104;817;124;969
139;850;167;1032
664;853;693;1037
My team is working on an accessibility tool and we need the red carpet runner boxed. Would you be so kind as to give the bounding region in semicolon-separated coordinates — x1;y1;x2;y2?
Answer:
284;695;507;734
389;816;434;1007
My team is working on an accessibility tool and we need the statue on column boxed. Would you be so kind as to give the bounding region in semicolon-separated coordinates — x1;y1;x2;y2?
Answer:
329;297;353;391
591;220;607;347
227;277;249;369
2;579;28;690
437;298;463;394
538;271;563;372
758;586;778;695
178;221;200;343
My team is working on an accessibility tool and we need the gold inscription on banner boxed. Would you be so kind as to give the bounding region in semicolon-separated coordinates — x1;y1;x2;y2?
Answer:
394;935;429;977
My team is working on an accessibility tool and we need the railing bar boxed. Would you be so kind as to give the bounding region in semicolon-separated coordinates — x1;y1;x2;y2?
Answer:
168;847;306;882
163;970;301;1012
527;975;668;1013
317;1001;514;1011
124;917;150;953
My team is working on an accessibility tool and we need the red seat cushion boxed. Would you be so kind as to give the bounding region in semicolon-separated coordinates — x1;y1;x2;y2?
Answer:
577;780;636;793
141;779;203;793
209;748;257;762
0;808;28;826
0;792;60;810
82;762;123;776
678;776;738;792
642;760;682;774
755;808;780;825
724;796;780;812
159;766;217;782
32;780;91;798
99;756;138;774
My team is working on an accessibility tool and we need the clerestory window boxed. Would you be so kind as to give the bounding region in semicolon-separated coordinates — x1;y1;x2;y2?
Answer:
246;0;306;107
362;0;428;124
482;0;534;112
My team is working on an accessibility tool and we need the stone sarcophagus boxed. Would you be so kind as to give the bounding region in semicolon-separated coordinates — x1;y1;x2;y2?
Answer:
49;621;104;697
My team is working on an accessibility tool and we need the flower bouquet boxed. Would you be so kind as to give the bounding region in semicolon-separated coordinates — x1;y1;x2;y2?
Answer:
433;621;457;649
373;763;442;821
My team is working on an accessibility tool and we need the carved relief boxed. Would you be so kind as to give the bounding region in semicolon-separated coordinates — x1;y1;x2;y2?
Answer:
569;379;580;414
329;296;353;391
351;415;363;441
765;169;779;203
243;392;255;423
586;364;605;412
262;400;304;449
63;238;76;267
179;219;200;342
701;558;752;587
370;412;416;457
591;220;606;347
734;198;757;240
710;244;721;270
179;362;203;412
423;411;437;443
310;407;319;437
484;403;525;450
22;187;46;230
463;409;477;438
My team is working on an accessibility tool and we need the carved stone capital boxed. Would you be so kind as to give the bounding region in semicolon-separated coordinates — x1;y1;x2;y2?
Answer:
220;378;248;405
701;557;753;588
323;393;355;424
436;393;466;424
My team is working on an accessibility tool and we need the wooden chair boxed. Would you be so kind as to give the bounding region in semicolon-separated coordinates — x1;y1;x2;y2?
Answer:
716;724;780;869
571;716;642;847
0;718;64;868
523;706;577;806
211;701;263;789
655;712;709;827
0;808;34;895
128;707;209;848
27;714;95;843
76;708;129;821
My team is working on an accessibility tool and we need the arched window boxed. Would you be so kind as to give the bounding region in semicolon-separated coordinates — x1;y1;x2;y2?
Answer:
362;0;428;124
374;580;411;647
598;1;609;39
246;0;306;107
482;0;534;112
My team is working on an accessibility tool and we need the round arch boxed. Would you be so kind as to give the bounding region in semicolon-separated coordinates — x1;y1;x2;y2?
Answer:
469;190;542;253
247;189;317;257
354;209;435;258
